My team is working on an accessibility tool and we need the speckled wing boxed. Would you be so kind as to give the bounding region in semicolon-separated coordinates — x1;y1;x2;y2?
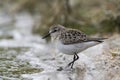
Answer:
59;29;106;45
59;29;88;45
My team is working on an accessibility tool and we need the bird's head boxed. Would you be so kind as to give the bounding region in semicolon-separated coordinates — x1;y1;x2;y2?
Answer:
42;24;65;39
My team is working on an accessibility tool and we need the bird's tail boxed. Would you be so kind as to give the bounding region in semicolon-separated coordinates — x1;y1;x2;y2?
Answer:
87;38;107;43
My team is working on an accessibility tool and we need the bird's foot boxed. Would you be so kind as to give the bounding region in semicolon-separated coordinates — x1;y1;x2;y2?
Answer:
67;62;74;69
57;67;63;71
57;66;75;71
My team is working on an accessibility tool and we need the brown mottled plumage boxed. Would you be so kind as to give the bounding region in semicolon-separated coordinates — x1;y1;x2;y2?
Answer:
59;29;87;44
59;28;106;45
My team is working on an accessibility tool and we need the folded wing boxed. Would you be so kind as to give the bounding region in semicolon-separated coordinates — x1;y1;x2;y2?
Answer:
60;29;107;45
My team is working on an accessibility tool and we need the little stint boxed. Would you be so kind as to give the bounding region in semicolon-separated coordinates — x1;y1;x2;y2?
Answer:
43;24;107;69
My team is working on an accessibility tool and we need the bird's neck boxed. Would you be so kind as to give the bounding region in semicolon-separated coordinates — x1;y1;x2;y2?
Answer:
51;29;66;42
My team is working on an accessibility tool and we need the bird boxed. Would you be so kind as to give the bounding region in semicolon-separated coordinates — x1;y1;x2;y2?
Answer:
42;24;107;69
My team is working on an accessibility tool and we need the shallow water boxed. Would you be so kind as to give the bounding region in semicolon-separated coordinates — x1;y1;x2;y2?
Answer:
0;47;43;80
0;12;45;80
0;12;120;80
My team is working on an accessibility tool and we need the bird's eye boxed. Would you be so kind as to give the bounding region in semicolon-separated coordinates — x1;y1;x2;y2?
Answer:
54;29;57;32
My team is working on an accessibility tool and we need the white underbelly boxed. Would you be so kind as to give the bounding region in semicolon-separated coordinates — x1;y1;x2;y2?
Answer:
56;41;100;55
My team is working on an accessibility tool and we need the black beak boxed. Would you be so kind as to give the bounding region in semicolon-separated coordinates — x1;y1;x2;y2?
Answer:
42;32;51;39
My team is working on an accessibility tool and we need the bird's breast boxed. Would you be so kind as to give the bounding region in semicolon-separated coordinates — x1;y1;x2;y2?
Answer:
56;41;100;55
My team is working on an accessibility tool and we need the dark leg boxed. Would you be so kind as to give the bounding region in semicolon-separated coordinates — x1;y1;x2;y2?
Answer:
67;53;79;68
67;54;76;68
70;53;79;68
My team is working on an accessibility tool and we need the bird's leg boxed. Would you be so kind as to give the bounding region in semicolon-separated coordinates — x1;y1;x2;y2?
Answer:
70;53;79;68
67;54;76;68
75;53;79;61
67;53;79;68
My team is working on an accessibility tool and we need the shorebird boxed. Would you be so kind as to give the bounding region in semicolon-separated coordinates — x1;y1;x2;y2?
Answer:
42;24;106;69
